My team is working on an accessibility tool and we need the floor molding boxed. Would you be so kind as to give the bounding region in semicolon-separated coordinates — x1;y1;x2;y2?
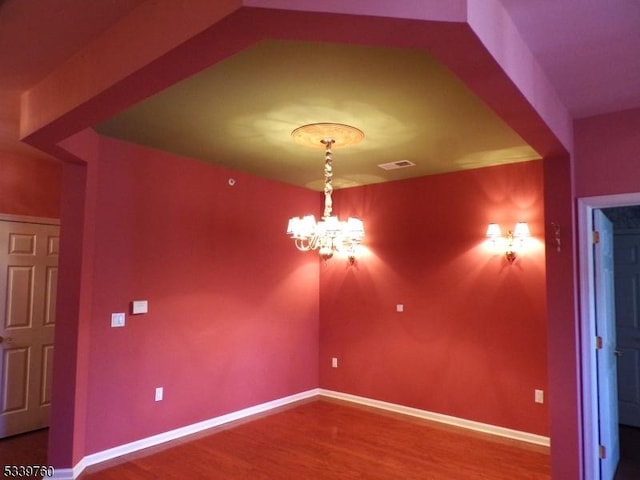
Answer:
319;389;551;447
55;389;319;480
56;388;549;479
0;213;59;225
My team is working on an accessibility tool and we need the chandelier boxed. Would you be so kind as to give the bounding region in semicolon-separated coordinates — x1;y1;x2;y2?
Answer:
286;123;365;263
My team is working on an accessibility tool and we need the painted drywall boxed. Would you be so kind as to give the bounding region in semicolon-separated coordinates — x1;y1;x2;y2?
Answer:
574;107;640;198
319;160;549;436
0;152;61;218
21;2;578;477
542;154;581;479
54;133;321;456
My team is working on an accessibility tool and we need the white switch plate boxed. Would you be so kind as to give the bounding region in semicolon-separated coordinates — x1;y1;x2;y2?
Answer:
111;313;125;328
155;387;163;402
131;300;148;315
535;389;544;404
332;357;338;368
396;304;404;312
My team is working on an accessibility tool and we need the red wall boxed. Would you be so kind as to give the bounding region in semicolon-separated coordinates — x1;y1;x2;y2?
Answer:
74;136;320;454
0;152;61;218
575;107;640;197
319;160;549;436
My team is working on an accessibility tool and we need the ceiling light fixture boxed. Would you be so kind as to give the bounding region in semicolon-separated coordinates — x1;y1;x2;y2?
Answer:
287;123;365;264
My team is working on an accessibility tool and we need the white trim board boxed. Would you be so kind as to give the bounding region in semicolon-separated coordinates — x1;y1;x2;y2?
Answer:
577;192;640;480
53;389;549;479
319;389;550;447
0;213;59;225
51;389;319;480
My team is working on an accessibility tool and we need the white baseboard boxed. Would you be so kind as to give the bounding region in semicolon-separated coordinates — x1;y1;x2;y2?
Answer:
53;389;319;480
49;468;74;480
318;389;551;447
54;387;549;479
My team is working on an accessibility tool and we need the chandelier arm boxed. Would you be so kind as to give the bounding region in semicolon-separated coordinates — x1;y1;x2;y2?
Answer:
294;237;312;251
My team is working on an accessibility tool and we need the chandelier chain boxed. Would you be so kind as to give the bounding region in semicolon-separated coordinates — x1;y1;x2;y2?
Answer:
322;138;334;218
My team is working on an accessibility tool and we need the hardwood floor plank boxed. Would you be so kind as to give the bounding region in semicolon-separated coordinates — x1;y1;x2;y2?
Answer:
0;428;49;480
79;399;550;479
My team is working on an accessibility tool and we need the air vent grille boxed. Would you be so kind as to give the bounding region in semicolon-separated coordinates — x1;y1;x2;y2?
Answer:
377;160;416;171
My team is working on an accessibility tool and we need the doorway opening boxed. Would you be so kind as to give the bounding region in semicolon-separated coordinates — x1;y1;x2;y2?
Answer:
578;193;640;480
0;214;59;467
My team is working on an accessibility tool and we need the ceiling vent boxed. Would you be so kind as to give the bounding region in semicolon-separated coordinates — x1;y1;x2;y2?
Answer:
377;160;416;171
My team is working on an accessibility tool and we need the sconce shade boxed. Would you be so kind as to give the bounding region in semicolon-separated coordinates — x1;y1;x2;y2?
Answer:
486;223;502;238
514;222;530;238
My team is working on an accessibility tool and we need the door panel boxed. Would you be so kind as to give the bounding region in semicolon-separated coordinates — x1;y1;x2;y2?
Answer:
6;266;34;328
44;266;57;326
594;210;620;480
41;344;54;406
613;231;640;427
0;219;59;438
2;347;29;413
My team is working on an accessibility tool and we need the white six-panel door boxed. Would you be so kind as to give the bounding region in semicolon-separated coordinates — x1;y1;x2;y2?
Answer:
0;218;59;438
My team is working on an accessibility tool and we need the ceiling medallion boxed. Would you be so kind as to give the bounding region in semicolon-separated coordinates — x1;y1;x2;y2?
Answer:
286;123;365;264
291;122;364;149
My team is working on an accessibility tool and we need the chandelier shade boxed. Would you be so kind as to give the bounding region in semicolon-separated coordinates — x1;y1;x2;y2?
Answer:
286;123;365;263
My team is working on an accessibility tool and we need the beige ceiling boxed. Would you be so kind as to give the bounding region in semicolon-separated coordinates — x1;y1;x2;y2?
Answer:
95;40;540;191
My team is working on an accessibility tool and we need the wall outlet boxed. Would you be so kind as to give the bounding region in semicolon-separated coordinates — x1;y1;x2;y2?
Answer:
535;389;544;404
332;357;338;368
155;387;163;402
396;304;404;312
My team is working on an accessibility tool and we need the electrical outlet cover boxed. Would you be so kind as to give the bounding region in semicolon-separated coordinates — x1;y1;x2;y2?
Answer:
111;313;125;328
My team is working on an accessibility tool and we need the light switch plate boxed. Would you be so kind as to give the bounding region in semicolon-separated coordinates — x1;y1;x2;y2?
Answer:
131;300;148;315
111;313;126;328
396;304;404;312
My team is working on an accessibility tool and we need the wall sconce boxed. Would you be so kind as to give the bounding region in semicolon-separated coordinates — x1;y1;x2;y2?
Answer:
486;222;530;264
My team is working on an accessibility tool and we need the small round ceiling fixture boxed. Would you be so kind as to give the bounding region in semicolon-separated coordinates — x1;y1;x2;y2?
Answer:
291;122;364;149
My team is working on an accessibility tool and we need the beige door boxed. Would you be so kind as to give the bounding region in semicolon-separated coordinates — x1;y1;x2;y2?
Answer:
0;217;59;438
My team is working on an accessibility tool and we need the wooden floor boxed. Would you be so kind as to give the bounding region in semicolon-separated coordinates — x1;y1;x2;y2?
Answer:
75;399;550;480
4;402;640;479
0;428;48;479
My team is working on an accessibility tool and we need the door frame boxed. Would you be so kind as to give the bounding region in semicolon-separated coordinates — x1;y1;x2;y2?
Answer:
578;192;640;480
0;213;59;227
